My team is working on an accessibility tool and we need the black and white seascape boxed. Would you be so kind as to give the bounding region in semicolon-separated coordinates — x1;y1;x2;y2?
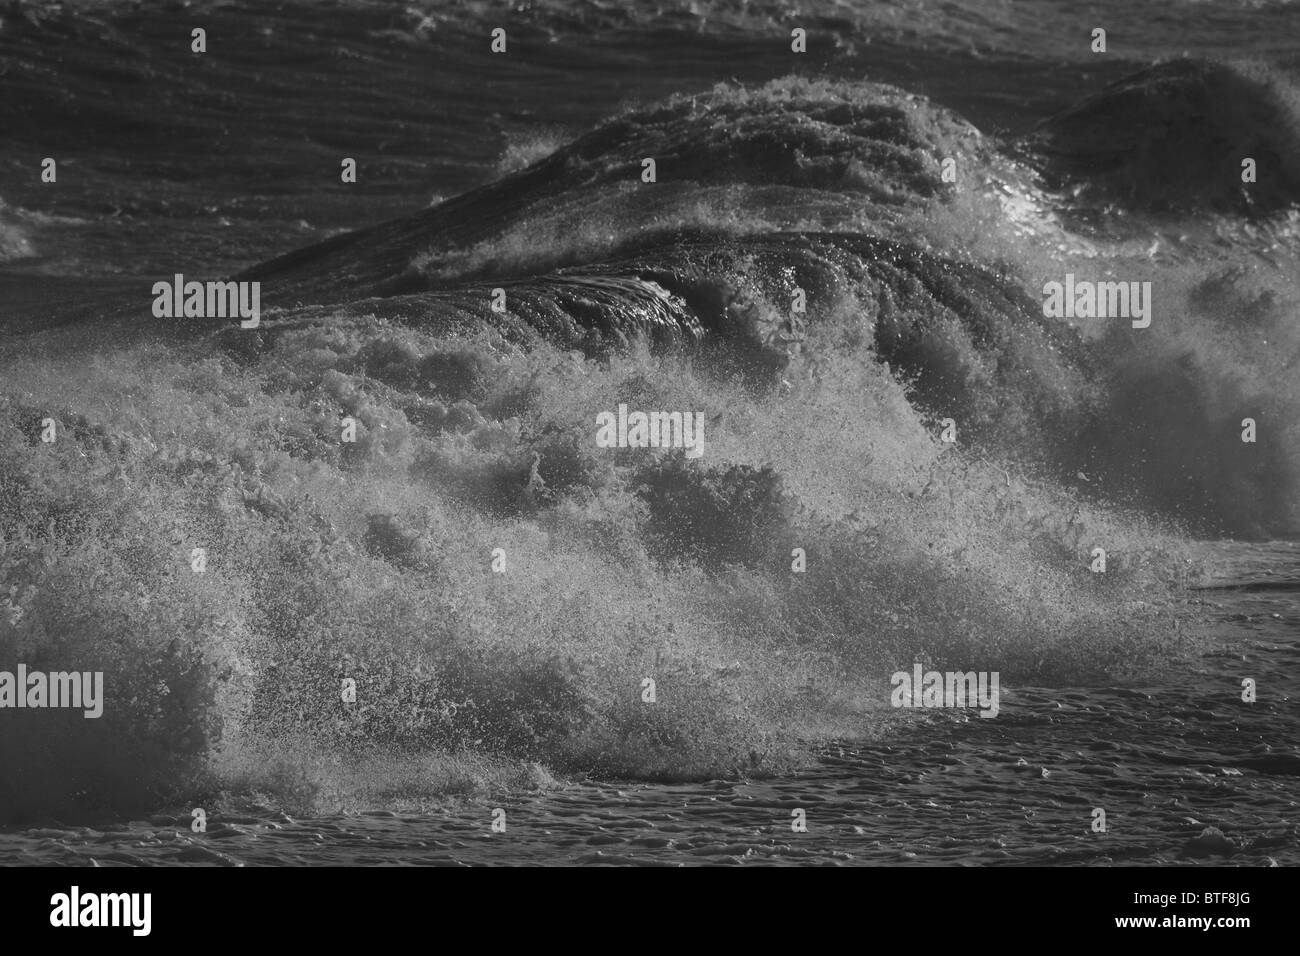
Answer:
1;0;1298;873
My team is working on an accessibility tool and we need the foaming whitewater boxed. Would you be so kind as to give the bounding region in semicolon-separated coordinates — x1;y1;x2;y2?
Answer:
0;199;34;263
230;74;1300;537
1;7;1298;832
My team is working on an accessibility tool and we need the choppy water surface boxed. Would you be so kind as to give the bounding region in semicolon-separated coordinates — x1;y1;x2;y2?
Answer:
3;540;1293;867
2;2;1300;867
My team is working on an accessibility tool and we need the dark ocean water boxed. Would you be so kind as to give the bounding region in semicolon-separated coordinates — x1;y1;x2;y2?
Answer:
1;541;1297;866
3;0;1298;286
1;0;1299;865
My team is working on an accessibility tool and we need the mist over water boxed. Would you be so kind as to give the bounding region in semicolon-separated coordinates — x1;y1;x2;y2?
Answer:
0;0;1297;866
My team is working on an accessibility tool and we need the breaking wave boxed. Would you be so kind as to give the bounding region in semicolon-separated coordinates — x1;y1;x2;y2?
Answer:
3;68;1295;821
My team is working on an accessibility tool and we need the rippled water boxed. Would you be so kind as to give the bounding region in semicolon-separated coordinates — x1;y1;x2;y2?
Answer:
3;0;1299;867
4;541;1293;867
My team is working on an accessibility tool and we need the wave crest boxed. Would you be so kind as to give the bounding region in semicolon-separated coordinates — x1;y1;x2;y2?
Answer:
1019;59;1300;217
